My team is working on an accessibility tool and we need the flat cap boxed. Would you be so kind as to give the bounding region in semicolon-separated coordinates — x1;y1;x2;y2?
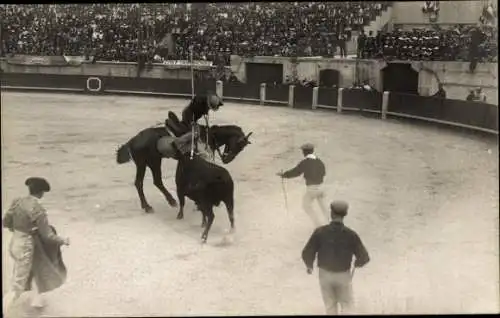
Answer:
330;200;349;217
300;143;314;151
25;177;51;193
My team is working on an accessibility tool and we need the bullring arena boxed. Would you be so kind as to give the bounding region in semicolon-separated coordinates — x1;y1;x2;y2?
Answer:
2;91;498;316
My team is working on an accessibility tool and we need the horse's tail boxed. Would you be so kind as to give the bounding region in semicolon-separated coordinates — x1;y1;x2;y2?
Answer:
116;143;132;164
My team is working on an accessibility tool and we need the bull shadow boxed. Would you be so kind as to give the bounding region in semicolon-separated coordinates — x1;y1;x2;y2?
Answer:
151;199;235;246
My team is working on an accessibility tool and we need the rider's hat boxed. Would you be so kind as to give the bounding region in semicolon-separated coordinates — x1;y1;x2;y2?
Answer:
208;94;223;110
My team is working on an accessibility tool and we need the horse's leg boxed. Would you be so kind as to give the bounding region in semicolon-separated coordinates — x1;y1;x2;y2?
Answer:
134;159;153;213
174;162;185;219
201;205;215;243
148;158;177;208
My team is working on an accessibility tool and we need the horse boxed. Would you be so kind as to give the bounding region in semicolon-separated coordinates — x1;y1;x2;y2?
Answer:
115;123;252;213
171;141;235;243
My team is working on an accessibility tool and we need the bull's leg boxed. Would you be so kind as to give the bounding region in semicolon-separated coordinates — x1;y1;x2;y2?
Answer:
201;212;207;228
148;159;177;208
201;205;215;243
176;190;185;220
224;196;235;232
134;160;153;213
190;202;205;226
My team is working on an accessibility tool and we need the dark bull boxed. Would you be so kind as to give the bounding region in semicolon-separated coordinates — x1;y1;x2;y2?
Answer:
171;141;235;243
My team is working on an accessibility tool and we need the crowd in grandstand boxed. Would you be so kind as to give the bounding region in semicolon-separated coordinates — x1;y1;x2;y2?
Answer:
1;2;388;64
0;4;170;63
359;25;497;62
175;2;389;60
0;2;497;64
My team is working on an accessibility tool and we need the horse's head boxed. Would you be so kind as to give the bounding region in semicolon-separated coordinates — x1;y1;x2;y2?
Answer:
197;124;252;164
220;129;253;164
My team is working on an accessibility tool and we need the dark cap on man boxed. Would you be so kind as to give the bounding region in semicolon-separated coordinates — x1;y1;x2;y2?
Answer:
300;143;314;151
330;200;348;217
25;177;51;193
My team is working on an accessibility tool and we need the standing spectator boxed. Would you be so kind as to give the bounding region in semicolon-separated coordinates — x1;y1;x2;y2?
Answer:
357;30;366;58
301;200;370;315
362;80;373;91
480;2;496;27
277;143;328;227
338;32;347;58
366;30;376;58
2;177;70;313
476;87;487;102
331;33;339;57
433;83;447;99
466;89;476;101
469;27;485;72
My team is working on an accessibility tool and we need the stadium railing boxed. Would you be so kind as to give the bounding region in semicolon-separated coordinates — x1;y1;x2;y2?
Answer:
0;60;497;135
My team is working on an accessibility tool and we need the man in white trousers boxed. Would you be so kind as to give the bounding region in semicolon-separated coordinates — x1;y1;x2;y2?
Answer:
277;143;328;227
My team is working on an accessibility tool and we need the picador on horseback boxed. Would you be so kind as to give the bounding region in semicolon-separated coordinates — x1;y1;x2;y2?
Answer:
115;91;252;214
165;93;224;159
165;94;222;136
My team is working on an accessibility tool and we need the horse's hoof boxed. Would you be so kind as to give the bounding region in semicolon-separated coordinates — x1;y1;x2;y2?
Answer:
168;199;178;207
176;214;184;220
144;207;154;213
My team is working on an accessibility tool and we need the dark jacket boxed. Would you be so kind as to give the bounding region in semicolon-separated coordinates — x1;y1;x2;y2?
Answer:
302;221;370;273
181;95;210;125
282;155;326;186
357;34;367;49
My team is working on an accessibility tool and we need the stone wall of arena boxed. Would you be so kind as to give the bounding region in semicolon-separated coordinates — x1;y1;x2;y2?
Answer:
230;56;498;105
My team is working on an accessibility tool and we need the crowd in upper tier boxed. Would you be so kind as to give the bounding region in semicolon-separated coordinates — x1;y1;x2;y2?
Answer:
0;3;388;64
0;3;496;64
358;24;497;62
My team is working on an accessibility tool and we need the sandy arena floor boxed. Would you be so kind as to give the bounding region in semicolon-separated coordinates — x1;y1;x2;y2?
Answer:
1;91;499;316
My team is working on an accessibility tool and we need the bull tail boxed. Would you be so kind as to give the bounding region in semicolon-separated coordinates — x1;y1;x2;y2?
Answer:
116;143;132;164
224;179;235;228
